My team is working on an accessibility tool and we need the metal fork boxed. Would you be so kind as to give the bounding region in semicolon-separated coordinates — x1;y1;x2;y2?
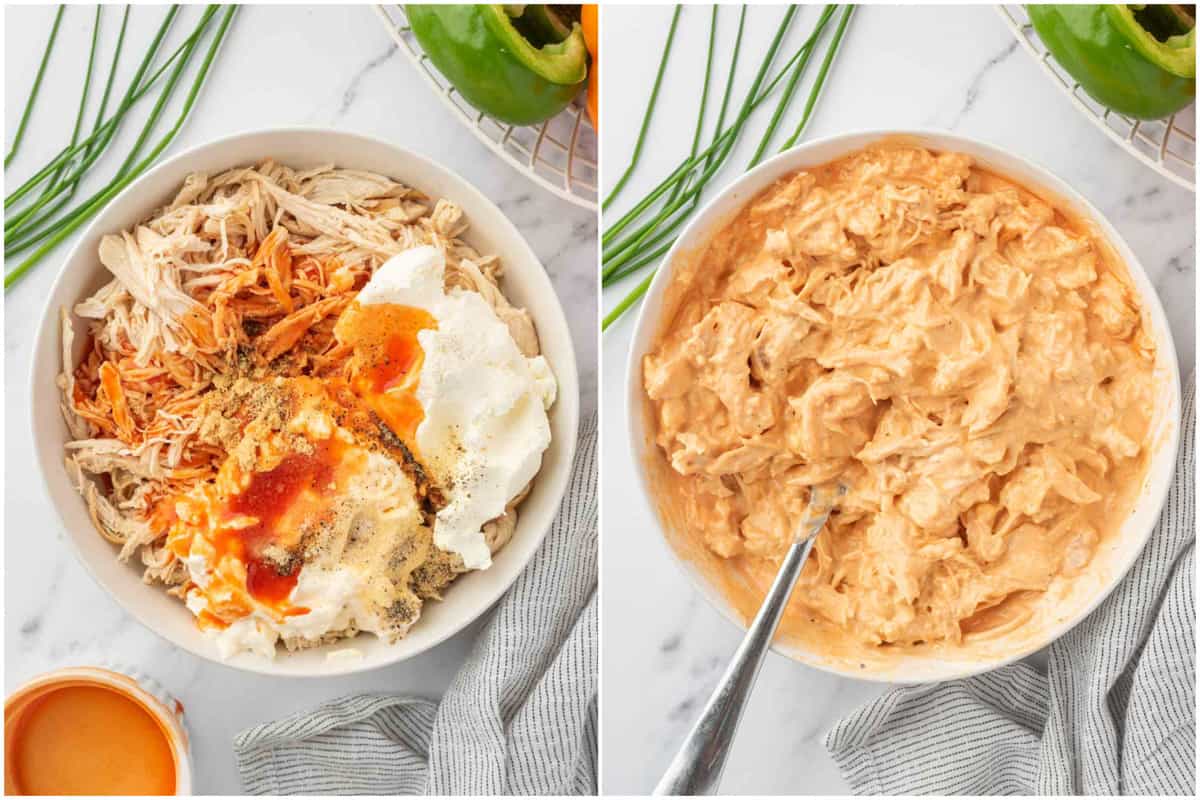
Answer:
653;485;845;795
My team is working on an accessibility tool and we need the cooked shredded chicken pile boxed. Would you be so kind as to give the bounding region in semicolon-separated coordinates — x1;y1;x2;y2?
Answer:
644;144;1158;648
59;161;540;648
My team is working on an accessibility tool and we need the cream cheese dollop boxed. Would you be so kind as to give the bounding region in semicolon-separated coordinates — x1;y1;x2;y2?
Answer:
359;246;555;569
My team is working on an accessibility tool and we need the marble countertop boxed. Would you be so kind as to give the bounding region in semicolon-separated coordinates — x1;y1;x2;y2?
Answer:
4;5;595;793
600;4;1194;795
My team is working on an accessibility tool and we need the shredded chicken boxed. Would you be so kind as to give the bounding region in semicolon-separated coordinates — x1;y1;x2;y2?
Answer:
644;143;1159;652
60;160;538;643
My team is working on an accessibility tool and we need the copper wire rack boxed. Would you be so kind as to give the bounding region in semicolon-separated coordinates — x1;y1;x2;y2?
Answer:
998;4;1195;191
376;5;599;209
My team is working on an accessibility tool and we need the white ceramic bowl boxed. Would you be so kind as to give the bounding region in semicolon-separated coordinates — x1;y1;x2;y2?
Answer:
31;128;580;677
626;129;1181;683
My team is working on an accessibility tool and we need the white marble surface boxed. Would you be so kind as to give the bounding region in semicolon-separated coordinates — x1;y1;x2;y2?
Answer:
600;4;1194;795
4;5;595;793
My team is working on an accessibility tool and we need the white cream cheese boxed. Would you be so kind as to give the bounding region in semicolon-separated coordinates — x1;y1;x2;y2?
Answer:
358;246;555;569
184;559;384;661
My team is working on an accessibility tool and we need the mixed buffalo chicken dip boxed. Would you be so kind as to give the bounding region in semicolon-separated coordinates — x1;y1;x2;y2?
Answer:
60;163;555;658
643;143;1158;652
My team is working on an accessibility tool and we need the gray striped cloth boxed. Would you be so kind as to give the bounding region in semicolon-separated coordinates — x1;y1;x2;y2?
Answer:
234;414;598;795
826;380;1195;796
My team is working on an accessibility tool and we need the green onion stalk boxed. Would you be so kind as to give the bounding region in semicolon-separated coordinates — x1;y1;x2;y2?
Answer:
602;4;855;330
5;5;237;289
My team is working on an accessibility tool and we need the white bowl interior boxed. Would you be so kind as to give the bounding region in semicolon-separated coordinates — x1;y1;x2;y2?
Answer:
31;129;580;677
626;129;1181;683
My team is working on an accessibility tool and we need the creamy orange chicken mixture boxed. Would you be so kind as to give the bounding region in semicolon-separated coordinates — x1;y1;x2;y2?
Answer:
643;143;1158;649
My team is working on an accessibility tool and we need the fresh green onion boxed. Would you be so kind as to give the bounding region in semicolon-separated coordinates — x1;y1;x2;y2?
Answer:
4;5;64;167
602;4;838;286
748;5;836;169
5;7;101;238
6;6;184;210
602;4;682;211
601;6;719;273
603;6;748;283
602;6;798;254
5;6;215;253
602;5;855;330
5;6;236;288
779;5;854;151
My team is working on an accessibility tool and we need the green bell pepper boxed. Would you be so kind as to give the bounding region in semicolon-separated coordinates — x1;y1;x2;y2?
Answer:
406;4;587;126
1028;4;1195;120
508;4;574;47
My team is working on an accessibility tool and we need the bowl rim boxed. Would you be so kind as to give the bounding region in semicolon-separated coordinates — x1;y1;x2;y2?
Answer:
30;125;580;677
623;127;1183;684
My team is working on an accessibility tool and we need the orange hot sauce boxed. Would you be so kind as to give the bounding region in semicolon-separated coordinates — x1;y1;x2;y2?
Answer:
220;437;341;605
336;300;436;449
5;679;177;795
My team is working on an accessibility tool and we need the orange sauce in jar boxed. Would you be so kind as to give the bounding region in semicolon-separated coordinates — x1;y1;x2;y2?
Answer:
5;677;178;795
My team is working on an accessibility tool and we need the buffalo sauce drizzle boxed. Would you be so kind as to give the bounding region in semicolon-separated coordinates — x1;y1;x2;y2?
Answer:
337;301;436;449
217;438;343;607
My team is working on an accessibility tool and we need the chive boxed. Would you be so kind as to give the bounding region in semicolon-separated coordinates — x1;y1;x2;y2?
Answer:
601;5;833;289
600;6;805;252
665;5;717;207
602;5;856;328
113;9;218;182
86;6;131;162
6;8;211;257
604;5;835;282
5;5;65;167
604;6;744;279
748;5;836;169
9;6;187;223
602;270;655;331
691;6;798;180
607;5;834;237
14;5;134;240
5;5;182;209
5;7;101;238
706;6;745;174
603;6;718;272
6;8;219;254
603;237;673;286
601;15;824;283
602;6;797;253
779;5;854;151
55;6;101;185
601;5;841;254
5;6;237;288
601;6;747;285
605;16;821;238
601;4;682;211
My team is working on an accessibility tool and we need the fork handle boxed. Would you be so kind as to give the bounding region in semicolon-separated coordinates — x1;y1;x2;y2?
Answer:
652;534;818;795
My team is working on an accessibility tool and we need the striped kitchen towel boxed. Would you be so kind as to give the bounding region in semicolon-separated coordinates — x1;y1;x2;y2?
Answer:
825;380;1195;796
234;414;598;795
